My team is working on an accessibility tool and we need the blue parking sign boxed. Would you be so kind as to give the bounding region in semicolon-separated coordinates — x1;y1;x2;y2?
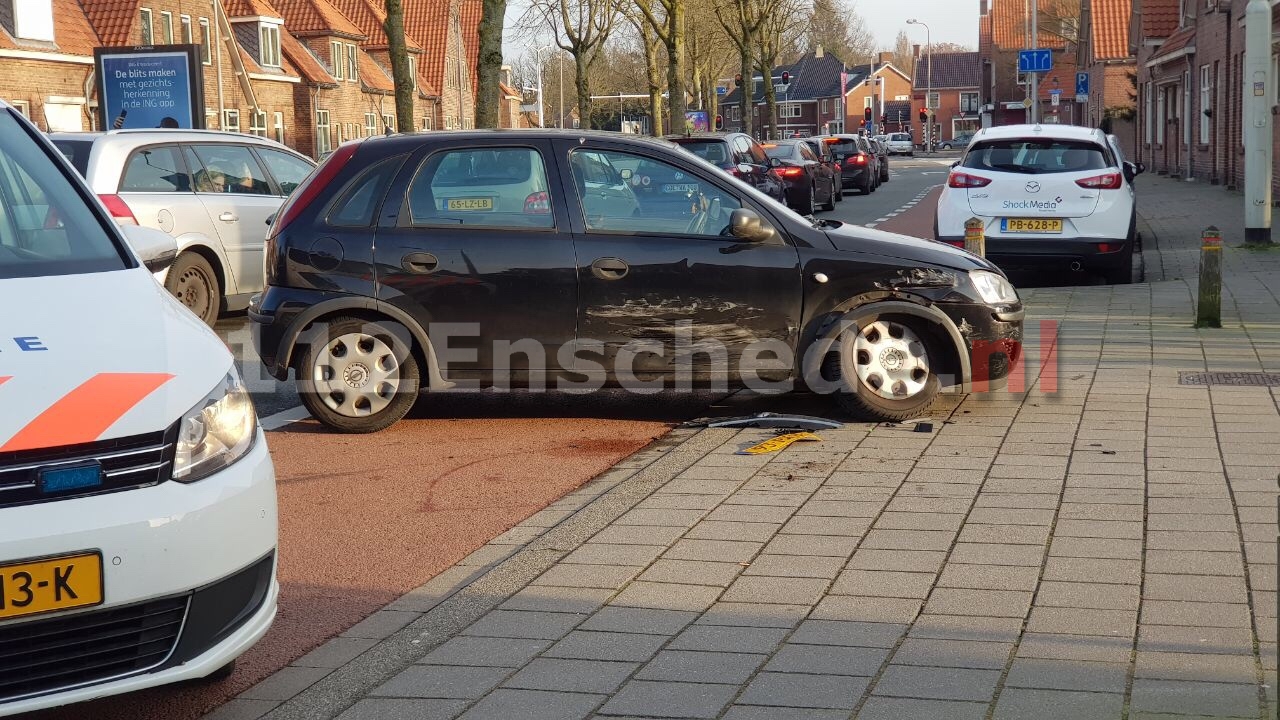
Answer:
1075;72;1090;96
1017;49;1052;73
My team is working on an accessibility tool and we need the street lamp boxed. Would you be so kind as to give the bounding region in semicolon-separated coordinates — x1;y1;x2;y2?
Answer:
530;45;554;129
907;18;932;152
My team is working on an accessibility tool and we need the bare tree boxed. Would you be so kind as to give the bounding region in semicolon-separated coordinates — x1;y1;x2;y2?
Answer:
888;29;914;76
804;0;874;63
714;0;787;136
635;0;690;133
523;0;618;129
384;0;415;132
629;0;667;135
687;2;733;122
475;0;506;128
755;0;805;138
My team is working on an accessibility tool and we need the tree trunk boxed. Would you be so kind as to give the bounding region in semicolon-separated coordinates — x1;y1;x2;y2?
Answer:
762;66;777;140
574;53;591;131
665;4;687;134
644;31;664;136
474;0;506;128
383;0;414;132
739;47;753;136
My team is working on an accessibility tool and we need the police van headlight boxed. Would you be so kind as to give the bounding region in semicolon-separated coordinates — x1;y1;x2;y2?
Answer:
172;370;257;483
969;270;1019;305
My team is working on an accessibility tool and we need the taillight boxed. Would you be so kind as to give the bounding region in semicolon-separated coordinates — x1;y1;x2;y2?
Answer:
779;167;804;178
1076;172;1123;189
268;142;359;239
524;191;551;214
97;194;137;224
948;171;992;188
852;153;868;165
833;162;842;171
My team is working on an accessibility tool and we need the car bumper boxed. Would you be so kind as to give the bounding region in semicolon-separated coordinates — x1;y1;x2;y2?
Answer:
0;434;278;716
840;168;871;187
249;286;350;379
938;301;1024;392
935;236;1132;272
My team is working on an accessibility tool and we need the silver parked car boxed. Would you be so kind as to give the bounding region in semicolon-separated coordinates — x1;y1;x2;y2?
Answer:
49;129;315;325
884;132;915;156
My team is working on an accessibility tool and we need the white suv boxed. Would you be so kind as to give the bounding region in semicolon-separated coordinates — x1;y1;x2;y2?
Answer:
934;124;1141;283
50;130;315;325
884;133;915;155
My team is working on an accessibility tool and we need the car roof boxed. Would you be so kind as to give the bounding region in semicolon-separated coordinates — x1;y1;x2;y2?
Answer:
46;128;306;152
972;124;1106;143
359;128;684;154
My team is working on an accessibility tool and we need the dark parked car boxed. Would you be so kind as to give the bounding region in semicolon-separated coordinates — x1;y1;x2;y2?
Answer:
798;138;843;202
815;134;877;195
667;133;787;204
867;136;890;184
761;139;837;214
250;130;1024;433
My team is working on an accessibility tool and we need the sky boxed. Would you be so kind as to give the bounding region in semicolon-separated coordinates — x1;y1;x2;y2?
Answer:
504;0;980;60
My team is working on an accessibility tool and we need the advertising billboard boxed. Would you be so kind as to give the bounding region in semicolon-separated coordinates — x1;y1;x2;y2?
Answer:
684;110;710;133
95;45;204;130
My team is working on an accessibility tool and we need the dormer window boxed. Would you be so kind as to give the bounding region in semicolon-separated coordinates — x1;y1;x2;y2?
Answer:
331;40;345;80
9;0;56;42
259;23;281;67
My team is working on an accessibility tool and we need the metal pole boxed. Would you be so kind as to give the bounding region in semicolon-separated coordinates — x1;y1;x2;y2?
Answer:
1030;0;1039;124
1244;0;1273;244
926;25;933;152
536;51;546;129
558;54;564;127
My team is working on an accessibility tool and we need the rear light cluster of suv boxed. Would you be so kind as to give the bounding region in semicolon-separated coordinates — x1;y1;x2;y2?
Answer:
97;194;138;224
1075;173;1123;189
947;172;992;189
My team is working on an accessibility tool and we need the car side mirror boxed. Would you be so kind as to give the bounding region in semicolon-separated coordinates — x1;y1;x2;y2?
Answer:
729;208;778;243
266;212;277;226
737;163;754;175
769;157;782;168
950;161;959;169
121;224;178;273
1136;162;1146;175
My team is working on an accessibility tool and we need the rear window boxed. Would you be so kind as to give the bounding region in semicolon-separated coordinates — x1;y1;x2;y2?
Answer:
963;139;1110;175
889;134;910;142
675;141;731;166
762;143;794;159
408;147;553;228
825;138;858;155
52;139;92;176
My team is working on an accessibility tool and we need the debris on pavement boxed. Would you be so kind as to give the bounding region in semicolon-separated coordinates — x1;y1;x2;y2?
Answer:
736;431;823;455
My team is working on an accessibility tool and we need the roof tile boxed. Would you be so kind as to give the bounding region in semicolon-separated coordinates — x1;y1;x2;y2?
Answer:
990;0;1071;50
403;0;452;96
1091;0;1132;60
80;0;140;47
280;28;336;84
913;51;982;91
1140;0;1179;40
1148;23;1194;63
274;0;365;39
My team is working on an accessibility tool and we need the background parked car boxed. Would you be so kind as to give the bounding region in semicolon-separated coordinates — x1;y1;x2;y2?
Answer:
868;137;890;184
940;131;976;150
815;135;876;195
668;133;787;204
762;139;837;213
49;129;315;326
884;132;915;155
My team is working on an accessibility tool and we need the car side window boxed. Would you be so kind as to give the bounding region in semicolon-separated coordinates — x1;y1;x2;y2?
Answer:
257;148;314;196
568;149;741;238
189;144;272;194
120;145;188;192
732;137;752;165
799;144;816;162
408;147;554;229
328;154;405;227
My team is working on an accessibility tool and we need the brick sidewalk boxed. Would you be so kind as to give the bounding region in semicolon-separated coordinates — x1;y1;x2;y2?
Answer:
209;179;1280;720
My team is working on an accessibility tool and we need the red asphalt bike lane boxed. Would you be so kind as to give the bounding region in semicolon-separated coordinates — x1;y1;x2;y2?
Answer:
875;185;942;241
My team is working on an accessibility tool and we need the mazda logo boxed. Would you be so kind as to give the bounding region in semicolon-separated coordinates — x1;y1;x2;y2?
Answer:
1025;182;1041;193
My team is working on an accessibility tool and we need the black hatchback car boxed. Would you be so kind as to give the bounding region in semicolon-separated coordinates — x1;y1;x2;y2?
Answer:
251;130;1024;433
761;139;838;214
817;134;877;195
667;133;786;204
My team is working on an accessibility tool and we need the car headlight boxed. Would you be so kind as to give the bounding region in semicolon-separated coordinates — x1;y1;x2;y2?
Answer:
969;270;1020;305
172;370;257;483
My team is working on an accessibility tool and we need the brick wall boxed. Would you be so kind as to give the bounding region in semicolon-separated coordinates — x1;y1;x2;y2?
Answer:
0;57;94;131
911;88;982;143
846;70;912;130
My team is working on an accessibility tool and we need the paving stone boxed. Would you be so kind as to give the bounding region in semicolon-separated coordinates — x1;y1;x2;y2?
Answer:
460;689;603;720
1035;581;1140;610
1005;657;1128;693
545;630;670;662
1027;607;1136;637
860;528;957;551
738;672;867;709
371;665;508;699
463;610;584;640
639;559;744;587
830;569;936;598
563;543;666;566
1042;557;1142;584
780;515;873;536
1130;679;1262;717
336;699;470;720
665;538;763;563
762;534;860;557
848;549;948;572
742;554;844;579
590;524;689;546
906;614;1026;643
789;619;906;648
957;524;1051;545
873;511;967;531
1143;573;1249;603
924;588;1033;618
293;637;379;669
501;586;614;614
577;607;697;636
1134;650;1259;683
991;689;1124;720
705;504;795;524
1147;531;1243;553
1137;624;1257;655
669;624;789;654
418;636;551;668
685;521;780;542
696;602;810;628
763;643;889;676
638;494;729;511
812;595;922;624
600;680;738;718
948;542;1046;566
1015;633;1134;663
504;658;637;694
611;582;722;613
721;707;848;720
340;611;419;640
722;576;827;605
936;563;1042;591
871;665;1001;702
534;563;644;590
858;697;988;720
636;650;766;684
1049;537;1143;560
1058;503;1144;522
891;638;1013;669
1141;600;1251;628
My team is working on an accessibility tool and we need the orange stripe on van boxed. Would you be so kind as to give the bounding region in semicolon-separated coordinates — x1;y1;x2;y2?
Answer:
1;373;174;452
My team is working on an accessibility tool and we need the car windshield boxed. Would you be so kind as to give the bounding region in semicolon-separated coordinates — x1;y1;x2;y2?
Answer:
675;141;731;166
963;139;1110;175
51;139;93;176
0;112;127;279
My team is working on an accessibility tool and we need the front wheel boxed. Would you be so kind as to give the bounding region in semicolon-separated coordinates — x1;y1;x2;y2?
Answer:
823;318;941;422
164;252;221;326
297;316;421;433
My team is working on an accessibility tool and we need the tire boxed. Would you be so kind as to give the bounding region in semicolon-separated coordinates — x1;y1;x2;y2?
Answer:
1103;250;1134;284
821;180;836;211
859;177;872;195
805;184;816;214
164;252;221;326
203;659;236;682
822;316;942;422
297;316;421;433
834;178;844;201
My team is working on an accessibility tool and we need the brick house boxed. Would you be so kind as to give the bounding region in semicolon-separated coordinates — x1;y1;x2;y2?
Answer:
0;0;100;131
1077;0;1137;158
979;0;1083;127
912;51;983;143
842;54;913;133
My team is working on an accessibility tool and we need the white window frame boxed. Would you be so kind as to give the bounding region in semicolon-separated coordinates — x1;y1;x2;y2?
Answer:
180;15;192;44
364;112;377;136
140;8;153;44
894;94;909;101
960;91;980;113
331;41;345;80
316;110;331;154
383;114;394;132
1156;86;1166;144
8;100;30;117
273;111;284;143
259;23;281;68
159;11;173;43
780;103;802;118
249;110;268;137
408;56;418;90
222;108;241;133
1200;64;1212;145
863;96;873;109
347;44;359;83
199;18;211;65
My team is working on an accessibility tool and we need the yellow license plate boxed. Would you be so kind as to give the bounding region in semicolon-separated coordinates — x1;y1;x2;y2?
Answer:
1004;218;1063;233
446;198;493;211
0;552;103;620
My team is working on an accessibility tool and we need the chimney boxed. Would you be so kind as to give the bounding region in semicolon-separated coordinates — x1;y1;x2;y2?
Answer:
878;51;894;65
913;44;921;59
815;44;823;58
980;0;988;14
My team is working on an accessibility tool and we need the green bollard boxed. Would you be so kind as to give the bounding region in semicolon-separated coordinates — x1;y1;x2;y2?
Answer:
1196;226;1222;328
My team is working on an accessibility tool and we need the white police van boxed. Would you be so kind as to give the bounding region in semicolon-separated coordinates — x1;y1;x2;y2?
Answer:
0;100;278;715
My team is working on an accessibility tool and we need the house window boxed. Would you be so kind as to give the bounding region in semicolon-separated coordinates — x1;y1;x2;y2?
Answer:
1144;82;1153;144
159;11;173;43
421;115;433;130
199;18;210;64
1200;65;1211;144
331;41;345;80
8;100;30;117
779;104;801;118
222;109;240;133
408;56;418;90
365;112;377;136
895;94;908;101
960;92;980;113
821;99;829;113
180;15;192;44
316;110;331;154
347;44;359;83
260;24;281;68
249;110;267;137
140;8;153;44
273;111;284;143
1156;86;1166;144
863;96;873;109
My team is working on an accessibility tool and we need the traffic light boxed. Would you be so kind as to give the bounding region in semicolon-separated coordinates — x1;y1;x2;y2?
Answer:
781;71;790;85
734;73;742;87
715;114;724;130
881;114;888;125
864;107;872;122
919;107;928;122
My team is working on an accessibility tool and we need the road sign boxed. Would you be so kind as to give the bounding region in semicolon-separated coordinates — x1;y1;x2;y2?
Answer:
1076;94;1088;103
716;86;727;95
1075;72;1090;96
926;91;940;109
1050;90;1061;106
1018;48;1053;73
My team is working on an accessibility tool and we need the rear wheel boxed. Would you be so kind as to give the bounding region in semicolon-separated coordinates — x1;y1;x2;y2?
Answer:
164;252;221;326
297;316;421;433
834;178;844;201
823;317;941;422
821;180;836;211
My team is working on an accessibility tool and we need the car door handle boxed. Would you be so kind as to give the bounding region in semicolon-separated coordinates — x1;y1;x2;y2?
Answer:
219;212;238;222
591;257;629;280
402;252;439;274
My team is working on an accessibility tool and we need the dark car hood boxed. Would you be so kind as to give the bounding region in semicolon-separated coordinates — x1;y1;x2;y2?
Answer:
823;222;999;273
